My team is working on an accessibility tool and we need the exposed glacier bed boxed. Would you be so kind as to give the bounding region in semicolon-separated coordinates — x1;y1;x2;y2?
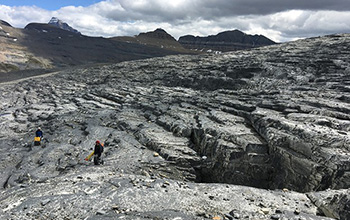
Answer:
1;34;350;219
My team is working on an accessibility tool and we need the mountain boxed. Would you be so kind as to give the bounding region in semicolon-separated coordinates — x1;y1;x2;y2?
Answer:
0;20;53;74
111;28;191;53
0;20;189;75
178;29;276;52
0;34;349;220
0;20;12;27
138;28;177;40
48;17;81;34
0;19;278;75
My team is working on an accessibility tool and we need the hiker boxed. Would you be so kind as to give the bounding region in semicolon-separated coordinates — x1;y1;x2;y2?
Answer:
34;127;43;146
94;140;104;165
36;127;43;139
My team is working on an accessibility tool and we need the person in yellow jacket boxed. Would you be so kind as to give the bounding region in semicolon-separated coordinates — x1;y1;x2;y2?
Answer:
34;127;43;146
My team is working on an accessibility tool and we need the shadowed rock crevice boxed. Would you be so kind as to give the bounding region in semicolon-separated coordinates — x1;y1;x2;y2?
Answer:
133;100;338;193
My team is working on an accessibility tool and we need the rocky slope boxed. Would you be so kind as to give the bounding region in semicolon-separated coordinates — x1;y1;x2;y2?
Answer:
0;20;53;73
0;20;186;74
179;30;276;52
0;34;349;220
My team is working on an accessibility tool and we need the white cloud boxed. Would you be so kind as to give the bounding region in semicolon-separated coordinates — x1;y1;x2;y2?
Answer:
0;1;350;42
0;5;50;27
266;10;350;40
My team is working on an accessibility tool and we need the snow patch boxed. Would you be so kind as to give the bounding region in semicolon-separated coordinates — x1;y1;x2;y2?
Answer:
49;17;60;24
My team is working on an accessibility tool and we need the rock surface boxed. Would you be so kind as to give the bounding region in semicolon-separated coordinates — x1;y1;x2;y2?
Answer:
0;34;350;219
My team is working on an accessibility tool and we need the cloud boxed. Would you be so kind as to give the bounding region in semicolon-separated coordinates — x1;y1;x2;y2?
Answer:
0;0;350;42
196;0;350;17
267;10;350;40
99;0;350;21
0;5;51;27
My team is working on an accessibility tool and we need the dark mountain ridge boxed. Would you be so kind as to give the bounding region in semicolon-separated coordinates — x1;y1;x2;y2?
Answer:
0;18;281;75
111;28;190;53
0;20;189;74
179;29;276;51
22;23;183;66
138;28;176;40
0;20;12;27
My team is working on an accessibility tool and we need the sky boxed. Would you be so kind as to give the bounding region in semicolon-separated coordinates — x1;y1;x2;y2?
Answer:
0;0;350;42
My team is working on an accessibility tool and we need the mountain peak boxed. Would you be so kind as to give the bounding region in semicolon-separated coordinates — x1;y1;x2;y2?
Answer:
138;28;176;41
48;17;80;34
154;28;167;33
48;17;60;24
0;20;12;27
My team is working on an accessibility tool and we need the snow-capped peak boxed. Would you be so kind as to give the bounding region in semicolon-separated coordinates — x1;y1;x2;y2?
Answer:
48;17;81;35
49;17;60;24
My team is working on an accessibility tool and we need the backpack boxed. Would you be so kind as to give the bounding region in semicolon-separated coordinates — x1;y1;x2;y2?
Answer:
95;143;104;154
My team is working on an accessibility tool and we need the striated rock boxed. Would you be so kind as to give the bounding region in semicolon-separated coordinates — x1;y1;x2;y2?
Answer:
1;33;350;219
307;189;350;220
